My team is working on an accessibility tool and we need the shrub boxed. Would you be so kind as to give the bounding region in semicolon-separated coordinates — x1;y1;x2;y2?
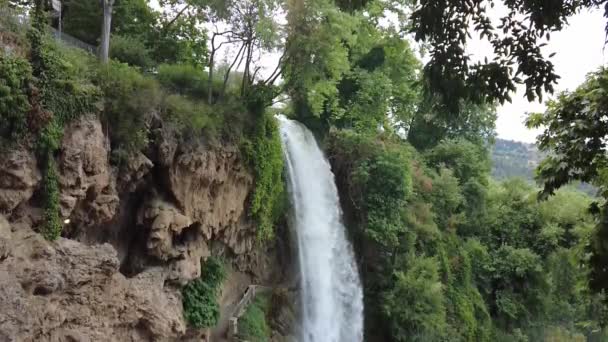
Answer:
161;94;221;140
156;63;226;100
0;54;31;141
238;293;271;342
182;257;226;328
383;256;447;342
353;149;412;247
97;61;160;154
157;63;207;98
110;34;153;70
329;130;414;248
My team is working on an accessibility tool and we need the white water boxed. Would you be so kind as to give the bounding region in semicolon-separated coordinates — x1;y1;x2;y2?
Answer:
277;116;364;342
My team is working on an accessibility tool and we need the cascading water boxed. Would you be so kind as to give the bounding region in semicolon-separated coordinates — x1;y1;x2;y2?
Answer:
277;115;364;342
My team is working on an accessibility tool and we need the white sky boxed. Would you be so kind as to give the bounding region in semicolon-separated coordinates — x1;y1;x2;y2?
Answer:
149;1;607;143
468;8;608;142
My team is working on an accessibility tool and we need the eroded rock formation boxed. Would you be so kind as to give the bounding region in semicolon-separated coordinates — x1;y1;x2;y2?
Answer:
0;216;186;341
0;116;294;341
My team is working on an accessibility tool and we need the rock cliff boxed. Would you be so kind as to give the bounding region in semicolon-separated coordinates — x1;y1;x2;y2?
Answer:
0;115;295;341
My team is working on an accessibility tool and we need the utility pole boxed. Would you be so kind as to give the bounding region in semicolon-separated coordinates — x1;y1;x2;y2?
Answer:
51;0;61;38
99;0;114;63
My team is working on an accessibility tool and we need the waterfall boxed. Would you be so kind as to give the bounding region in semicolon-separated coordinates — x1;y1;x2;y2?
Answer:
277;115;364;342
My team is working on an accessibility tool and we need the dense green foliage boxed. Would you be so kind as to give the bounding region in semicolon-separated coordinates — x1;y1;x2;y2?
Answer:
330;129;607;341
238;293;272;342
182;257;226;328
284;0;420;134
527;67;608;310
0;54;31;142
109;34;153;69
242;104;284;242
41;155;61;240
98;60;159;155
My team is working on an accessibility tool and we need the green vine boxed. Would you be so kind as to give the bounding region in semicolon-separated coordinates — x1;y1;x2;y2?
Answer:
27;3;99;240
41;154;61;240
242;110;285;242
0;54;32;143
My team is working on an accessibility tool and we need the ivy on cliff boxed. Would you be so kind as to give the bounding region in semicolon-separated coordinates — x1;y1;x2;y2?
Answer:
242;85;285;242
27;3;100;240
0;54;31;143
41;155;61;240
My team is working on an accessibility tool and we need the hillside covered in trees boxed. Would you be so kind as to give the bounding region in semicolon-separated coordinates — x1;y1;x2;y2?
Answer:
1;0;608;341
491;138;542;181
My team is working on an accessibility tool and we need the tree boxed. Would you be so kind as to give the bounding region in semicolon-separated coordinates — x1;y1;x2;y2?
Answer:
61;0;157;45
409;0;606;111
408;99;496;150
99;0;115;63
283;0;422;134
526;67;608;199
383;256;447;342
526;66;608;304
156;0;208;66
205;0;284;99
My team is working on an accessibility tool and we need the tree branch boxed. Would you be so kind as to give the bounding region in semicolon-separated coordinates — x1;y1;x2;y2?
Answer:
263;50;286;85
220;42;247;98
162;3;190;32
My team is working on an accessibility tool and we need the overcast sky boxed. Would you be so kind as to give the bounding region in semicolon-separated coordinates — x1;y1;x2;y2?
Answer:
478;8;608;142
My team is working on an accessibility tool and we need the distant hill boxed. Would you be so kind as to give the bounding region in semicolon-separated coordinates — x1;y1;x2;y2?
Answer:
492;139;542;181
491;138;542;182
491;138;596;196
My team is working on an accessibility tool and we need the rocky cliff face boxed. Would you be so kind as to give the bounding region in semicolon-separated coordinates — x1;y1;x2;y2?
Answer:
0;115;294;341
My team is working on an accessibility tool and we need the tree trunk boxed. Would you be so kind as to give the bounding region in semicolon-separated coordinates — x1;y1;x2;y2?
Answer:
99;0;114;63
208;34;217;105
221;42;246;99
207;52;214;104
241;40;252;96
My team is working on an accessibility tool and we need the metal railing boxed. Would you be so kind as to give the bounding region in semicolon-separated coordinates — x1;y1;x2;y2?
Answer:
0;6;97;55
50;27;96;54
227;285;273;341
0;6;29;34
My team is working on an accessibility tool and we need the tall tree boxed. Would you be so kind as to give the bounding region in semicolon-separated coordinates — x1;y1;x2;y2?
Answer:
526;67;608;303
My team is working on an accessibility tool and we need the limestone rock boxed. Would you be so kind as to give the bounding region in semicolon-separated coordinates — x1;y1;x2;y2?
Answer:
118;152;154;193
0;215;10;261
0;220;186;341
138;200;191;259
168;147;255;254
138;199;210;283
59;115;118;224
0;145;40;212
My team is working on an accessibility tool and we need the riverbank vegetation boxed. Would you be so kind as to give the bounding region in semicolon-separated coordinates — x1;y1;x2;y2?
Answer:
2;0;608;340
